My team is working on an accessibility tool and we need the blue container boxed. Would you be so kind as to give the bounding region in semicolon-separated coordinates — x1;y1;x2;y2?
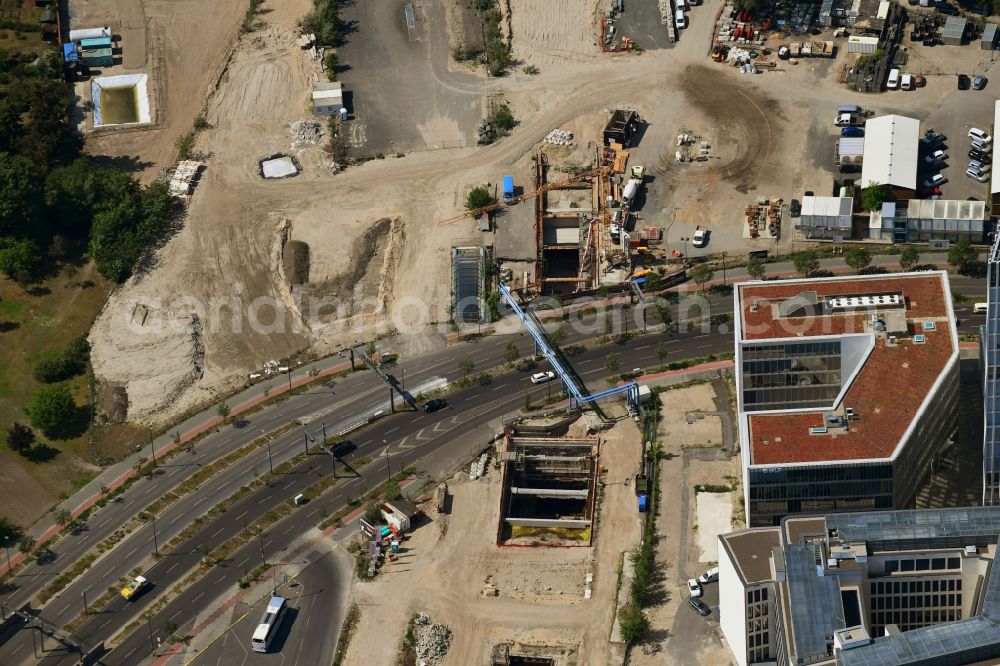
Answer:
390;540;400;553
62;43;78;64
638;495;648;513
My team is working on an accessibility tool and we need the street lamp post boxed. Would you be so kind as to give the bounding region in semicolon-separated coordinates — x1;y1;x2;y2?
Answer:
260;429;274;474
722;251;728;286
2;535;10;575
681;236;690;259
149;429;157;468
257;531;267;568
383;439;391;482
82;588;89;615
151;516;159;556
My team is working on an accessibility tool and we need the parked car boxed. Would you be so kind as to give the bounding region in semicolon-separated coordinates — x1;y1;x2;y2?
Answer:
974;75;989;90
689;597;711;616
967;167;990;182
919;186;942;198
969;159;991;172
924;149;946;164
789;199;801;217
530;371;556;384
958;74;971;90
675;9;687;28
699;566;720;584
970;149;992;162
887;68;900;89
914;74;925;87
692;227;710;247
972;138;992;154
900;73;914;90
922;174;946;188
841;126;864;137
687;578;703;597
969;127;993;144
924;129;946;145
423;398;448;413
936;1;959;14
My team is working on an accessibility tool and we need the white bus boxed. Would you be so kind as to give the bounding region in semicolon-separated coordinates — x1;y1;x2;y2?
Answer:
250;596;286;653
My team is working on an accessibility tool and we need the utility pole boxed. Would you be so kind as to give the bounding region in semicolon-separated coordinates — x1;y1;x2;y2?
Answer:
722;251;728;286
82;588;89;615
2;535;10;575
303;431;309;456
258;531;267;568
389;388;395;413
151;516;159;556
383;440;391;482
149;429;157;468
286;367;292;391
321;421;327;445
260;429;274;474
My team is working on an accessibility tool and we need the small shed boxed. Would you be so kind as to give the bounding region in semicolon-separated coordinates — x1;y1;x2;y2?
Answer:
982;23;998;50
311;81;344;116
847;35;880;54
81;48;113;67
941;16;967;46
80;37;113;50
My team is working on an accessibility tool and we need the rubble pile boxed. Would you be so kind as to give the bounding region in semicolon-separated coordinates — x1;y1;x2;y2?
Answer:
477;119;497;145
290;120;323;146
544;128;574;145
469;452;489;480
413;614;452;666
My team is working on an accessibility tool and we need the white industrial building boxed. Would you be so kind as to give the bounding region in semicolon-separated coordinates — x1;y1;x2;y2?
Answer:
311;81;344;116
869;199;986;243
861;115;920;194
797;195;853;239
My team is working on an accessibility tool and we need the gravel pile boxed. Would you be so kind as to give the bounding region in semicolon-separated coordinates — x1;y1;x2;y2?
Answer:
290;120;323;146
413;613;452;666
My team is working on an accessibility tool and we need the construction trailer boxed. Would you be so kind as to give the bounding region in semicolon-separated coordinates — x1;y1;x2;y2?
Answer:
81;48;113;67
312;81;344;116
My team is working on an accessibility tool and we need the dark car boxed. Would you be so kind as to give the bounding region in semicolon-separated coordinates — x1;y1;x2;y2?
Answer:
974;75;988;90
423;398;448;413
840;126;864;137
789;199;801;217
329;440;357;457
958;74;971;90
936;1;959;14
970;149;992;163
689;597;711;616
924;129;946;145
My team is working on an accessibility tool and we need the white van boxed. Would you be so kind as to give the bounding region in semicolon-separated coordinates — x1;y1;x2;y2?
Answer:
676;0;687;10
675;10;687;28
887;68;900;89
900;73;913;90
975;302;989;314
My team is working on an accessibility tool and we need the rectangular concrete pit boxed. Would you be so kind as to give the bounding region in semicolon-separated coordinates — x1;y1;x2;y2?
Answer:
498;433;600;545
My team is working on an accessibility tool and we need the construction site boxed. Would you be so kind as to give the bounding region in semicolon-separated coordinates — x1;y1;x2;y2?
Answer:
497;430;601;546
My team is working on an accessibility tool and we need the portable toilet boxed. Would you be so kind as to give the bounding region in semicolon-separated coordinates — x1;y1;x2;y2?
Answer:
62;43;78;66
502;175;515;203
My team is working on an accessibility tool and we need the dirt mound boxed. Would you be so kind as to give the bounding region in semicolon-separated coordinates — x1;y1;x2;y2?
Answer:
681;64;784;194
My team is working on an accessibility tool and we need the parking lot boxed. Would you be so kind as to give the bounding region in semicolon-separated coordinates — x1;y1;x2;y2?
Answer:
338;0;485;156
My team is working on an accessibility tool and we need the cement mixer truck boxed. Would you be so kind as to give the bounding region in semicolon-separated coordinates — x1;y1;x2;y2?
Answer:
621;177;642;209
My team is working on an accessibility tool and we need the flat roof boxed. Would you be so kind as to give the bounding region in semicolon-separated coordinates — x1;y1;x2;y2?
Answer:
737;273;957;465
720;528;782;585
861;115;920;191
992;101;1000;195
907;198;987;221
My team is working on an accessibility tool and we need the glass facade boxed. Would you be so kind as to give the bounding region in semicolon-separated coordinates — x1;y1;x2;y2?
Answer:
742;341;843;411
984;235;1000;504
748;462;893;527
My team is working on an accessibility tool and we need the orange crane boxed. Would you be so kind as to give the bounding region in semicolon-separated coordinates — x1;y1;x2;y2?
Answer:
437;166;613;226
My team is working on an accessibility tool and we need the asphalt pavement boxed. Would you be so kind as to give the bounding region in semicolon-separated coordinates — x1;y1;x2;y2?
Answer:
1;261;986;665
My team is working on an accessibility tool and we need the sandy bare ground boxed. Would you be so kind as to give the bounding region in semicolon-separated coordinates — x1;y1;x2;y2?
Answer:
342;413;642;666
88;0;968;425
78;0;248;179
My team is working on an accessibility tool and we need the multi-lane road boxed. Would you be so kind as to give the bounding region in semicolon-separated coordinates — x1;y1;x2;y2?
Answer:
2;276;987;665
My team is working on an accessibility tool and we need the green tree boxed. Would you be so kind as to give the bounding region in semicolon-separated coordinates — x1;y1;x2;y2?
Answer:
618;602;651;645
33;336;89;383
383;480;401;500
363;503;382;525
465;185;496;211
899;246;920;271
45;159;106;235
733;0;757;9
0;236;40;284
217;402;231;420
493;105;516;132
948;239;978;270
323;51;339;81
88;177;174;282
548;324;568;347
6;422;35;454
689;264;715;290
861;181;886;212
746;257;766;280
458;357;476;378
485;39;512;76
25;384;77;439
606;354;620;375
503;341;519;365
18;534;34;554
655;342;668;365
845;247;872;273
53;508;71;526
793;250;820;277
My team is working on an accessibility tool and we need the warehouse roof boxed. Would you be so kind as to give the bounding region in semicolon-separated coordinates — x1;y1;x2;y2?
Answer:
861;115;920;190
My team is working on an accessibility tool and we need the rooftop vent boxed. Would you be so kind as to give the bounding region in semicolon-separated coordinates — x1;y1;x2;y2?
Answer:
810;426;829;435
922;321;936;331
827;292;903;310
914;334;925;344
